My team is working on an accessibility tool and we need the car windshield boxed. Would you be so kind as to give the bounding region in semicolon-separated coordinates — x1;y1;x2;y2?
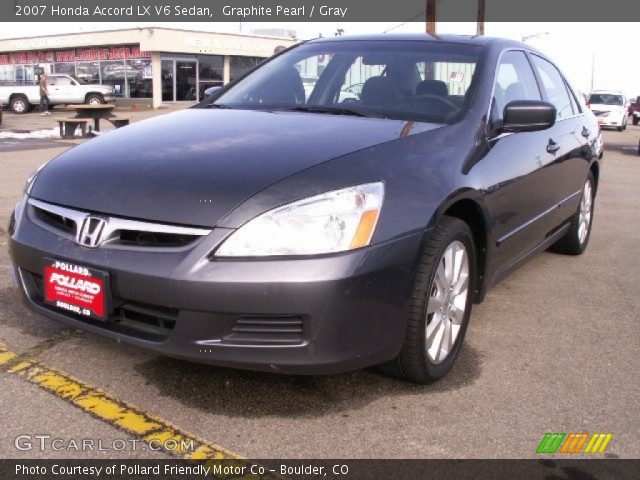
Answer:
589;93;623;105
206;40;482;123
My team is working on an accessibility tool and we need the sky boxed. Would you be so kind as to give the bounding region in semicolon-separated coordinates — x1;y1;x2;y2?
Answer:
0;21;638;97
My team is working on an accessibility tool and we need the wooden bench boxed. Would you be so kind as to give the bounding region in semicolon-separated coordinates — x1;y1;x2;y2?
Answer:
57;118;90;138
106;117;130;129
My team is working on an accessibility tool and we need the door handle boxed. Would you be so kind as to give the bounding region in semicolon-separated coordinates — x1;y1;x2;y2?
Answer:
581;126;590;138
546;139;561;154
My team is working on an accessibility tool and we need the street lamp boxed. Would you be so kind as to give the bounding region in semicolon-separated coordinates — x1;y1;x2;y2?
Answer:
522;32;550;42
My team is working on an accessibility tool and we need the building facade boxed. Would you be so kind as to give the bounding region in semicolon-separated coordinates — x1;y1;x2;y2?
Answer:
0;28;296;107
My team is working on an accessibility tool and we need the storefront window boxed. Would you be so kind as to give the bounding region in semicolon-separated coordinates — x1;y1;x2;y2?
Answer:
0;65;15;83
100;60;126;96
53;62;75;76
76;61;100;84
230;56;265;82
126;59;152;98
198;55;223;100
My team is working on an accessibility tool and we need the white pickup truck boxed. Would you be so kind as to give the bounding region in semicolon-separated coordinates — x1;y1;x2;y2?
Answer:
0;74;115;114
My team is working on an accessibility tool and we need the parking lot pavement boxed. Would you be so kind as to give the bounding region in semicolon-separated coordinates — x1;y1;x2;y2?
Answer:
0;124;638;459
0;103;191;135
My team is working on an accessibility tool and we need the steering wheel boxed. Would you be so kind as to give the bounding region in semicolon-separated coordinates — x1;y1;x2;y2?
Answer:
413;94;458;113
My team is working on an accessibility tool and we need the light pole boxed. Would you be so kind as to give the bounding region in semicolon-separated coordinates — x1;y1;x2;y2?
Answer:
590;51;595;93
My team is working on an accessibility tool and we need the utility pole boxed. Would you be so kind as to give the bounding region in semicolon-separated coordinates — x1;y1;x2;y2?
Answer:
590;52;595;92
426;0;436;35
476;0;485;35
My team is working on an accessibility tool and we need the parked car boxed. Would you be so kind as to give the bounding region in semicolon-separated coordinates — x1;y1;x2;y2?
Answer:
0;74;115;114
0;101;3;125
587;90;628;131
627;96;640;125
9;35;601;383
203;85;222;98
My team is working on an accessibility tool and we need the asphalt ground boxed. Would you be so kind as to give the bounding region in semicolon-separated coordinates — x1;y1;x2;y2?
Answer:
0;111;638;459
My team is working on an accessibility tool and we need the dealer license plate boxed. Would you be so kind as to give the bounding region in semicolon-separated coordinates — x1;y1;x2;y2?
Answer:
43;259;109;320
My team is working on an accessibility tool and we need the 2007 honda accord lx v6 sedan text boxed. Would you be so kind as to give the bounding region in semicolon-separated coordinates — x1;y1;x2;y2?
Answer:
9;35;601;383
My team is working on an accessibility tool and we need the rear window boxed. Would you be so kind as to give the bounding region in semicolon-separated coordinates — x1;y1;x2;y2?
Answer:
588;93;623;106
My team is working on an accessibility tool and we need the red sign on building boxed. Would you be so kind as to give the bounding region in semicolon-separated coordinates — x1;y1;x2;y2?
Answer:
0;46;151;65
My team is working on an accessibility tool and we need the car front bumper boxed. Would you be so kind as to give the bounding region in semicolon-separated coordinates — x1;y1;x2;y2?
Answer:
596;114;626;127
9;203;425;374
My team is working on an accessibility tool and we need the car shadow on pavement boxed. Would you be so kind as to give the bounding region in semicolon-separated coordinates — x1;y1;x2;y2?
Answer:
133;343;482;418
0;286;69;341
603;142;639;157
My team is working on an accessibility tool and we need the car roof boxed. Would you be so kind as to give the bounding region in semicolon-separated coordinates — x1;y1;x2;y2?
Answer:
307;33;527;49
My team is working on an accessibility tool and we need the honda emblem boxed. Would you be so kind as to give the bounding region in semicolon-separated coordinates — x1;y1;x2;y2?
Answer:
77;216;107;248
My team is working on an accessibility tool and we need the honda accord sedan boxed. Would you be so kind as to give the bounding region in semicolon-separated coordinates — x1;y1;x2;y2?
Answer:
9;35;601;383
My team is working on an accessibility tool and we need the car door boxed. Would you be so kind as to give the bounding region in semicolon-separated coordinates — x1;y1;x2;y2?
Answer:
45;76;59;102
529;54;589;231
48;76;76;103
483;50;560;272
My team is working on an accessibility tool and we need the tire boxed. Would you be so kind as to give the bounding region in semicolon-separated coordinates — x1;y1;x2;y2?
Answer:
378;216;476;384
551;172;595;255
633;116;639;126
616;125;623;132
10;96;29;114
86;94;104;106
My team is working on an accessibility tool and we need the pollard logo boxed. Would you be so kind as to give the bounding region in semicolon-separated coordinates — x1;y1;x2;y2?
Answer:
537;432;613;454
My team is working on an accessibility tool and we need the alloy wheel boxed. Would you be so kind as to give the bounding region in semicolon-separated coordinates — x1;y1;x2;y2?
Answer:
425;240;470;364
578;179;593;244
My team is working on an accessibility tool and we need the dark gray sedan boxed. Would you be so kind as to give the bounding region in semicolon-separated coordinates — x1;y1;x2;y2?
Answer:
9;35;601;383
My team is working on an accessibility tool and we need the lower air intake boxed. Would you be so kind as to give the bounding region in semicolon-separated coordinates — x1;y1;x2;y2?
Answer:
222;316;304;345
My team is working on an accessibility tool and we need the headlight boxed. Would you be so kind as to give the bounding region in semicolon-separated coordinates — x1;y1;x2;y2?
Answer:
24;163;47;195
215;182;384;257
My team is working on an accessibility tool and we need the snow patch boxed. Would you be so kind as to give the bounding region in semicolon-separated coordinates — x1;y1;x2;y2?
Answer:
0;128;65;139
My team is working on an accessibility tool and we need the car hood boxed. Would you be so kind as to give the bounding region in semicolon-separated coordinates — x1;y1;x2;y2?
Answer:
31;108;442;227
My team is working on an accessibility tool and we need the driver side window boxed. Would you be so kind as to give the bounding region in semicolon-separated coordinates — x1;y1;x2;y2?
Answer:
493;51;541;122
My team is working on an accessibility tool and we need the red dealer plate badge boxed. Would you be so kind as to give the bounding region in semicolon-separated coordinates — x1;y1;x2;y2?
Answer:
43;259;109;320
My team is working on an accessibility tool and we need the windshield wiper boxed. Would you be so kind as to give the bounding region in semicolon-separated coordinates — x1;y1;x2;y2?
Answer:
207;103;232;109
287;105;373;118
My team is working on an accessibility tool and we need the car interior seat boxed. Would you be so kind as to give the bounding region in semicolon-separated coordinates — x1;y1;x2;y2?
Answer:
415;79;449;98
361;76;402;107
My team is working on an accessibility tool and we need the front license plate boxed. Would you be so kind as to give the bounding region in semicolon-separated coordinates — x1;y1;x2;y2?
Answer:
44;259;108;320
597;118;605;124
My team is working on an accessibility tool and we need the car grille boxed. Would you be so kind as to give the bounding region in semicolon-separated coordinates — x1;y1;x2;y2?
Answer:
22;270;177;342
28;198;210;249
222;316;305;345
33;205;77;235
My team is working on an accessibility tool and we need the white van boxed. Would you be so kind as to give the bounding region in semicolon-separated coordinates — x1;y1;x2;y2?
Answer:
587;90;628;131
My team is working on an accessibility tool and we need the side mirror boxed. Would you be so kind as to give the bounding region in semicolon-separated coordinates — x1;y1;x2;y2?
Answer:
501;100;556;133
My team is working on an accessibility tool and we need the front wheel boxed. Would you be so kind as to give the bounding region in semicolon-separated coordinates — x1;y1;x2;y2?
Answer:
633;116;639;126
551;172;595;255
379;216;476;383
86;94;104;106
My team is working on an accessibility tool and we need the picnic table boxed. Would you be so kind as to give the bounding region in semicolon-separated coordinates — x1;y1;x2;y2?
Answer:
70;104;115;132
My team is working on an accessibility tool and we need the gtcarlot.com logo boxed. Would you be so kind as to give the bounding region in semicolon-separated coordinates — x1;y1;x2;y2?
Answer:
537;432;613;454
14;434;195;452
